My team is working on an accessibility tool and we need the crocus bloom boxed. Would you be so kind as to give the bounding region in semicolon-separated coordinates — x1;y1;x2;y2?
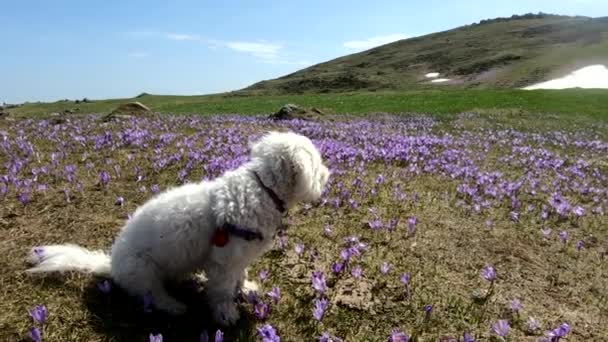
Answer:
28;305;47;325
215;330;224;342
29;327;41;342
331;262;344;274
546;323;570;340
115;196;124;206
254;302;270;320
380;262;391;274
462;332;475;342
400;273;410;285
389;329;409;342
312;298;329;321
576;240;584;251
267;286;281;304
509;299;522;312
150;184;160;193
407;217;416;235
541;228;552;239
424;305;433;321
559;231;568;243
480;265;497;282
97;280;112;294
311;271;327;294
572;206;585;217
257;324;281;342
295;243;305;255
259;269;269;282
149;333;163;342
491;320;510;337
351;266;362;279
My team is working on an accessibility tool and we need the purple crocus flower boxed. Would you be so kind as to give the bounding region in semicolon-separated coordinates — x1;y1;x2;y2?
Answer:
559;231;568;243
215;330;224;342
97;279;112;294
423;305;433;321
323;225;332;236
311;271;327;294
546;323;570;341
254;302;270;320
267;286;281;304
98;171;110;186
480;265;497;282
491;320;510;337
509;299;522;312
295;243;305;255
312;298;329;321
541;228;552;239
576;240;584;251
351;266;362;279
462;332;475;342
149;333;163;342
331;262;344;274
389;329;409;342
318;332;342;342
29;327;41;342
572;206;585;217
380;262;391;274
28;305;47;325
17;192;29;205
399;273;410;285
257;324;280;342
259;269;269;283
407;217;416;235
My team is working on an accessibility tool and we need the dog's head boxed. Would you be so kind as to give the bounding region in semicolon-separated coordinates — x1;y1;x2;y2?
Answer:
250;131;330;205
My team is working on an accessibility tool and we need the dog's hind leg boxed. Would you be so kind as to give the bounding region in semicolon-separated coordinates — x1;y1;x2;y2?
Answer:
112;255;187;315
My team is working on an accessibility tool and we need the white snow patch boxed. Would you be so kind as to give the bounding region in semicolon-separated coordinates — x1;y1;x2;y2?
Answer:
425;72;440;78
431;78;451;83
524;65;608;90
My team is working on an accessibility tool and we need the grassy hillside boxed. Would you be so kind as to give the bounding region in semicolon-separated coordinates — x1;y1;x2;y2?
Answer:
244;14;608;93
8;89;608;122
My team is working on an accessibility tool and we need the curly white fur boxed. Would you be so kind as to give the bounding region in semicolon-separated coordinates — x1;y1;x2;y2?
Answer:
26;131;330;325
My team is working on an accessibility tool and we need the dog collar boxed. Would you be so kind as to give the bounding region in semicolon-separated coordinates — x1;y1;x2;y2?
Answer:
252;171;286;214
211;223;264;247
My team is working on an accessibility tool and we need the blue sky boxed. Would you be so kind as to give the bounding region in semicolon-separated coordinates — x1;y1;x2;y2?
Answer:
2;0;607;103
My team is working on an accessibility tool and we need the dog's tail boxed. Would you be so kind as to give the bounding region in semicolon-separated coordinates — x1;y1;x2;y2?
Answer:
26;244;111;276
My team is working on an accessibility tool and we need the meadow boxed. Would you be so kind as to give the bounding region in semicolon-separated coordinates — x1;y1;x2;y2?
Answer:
1;96;607;341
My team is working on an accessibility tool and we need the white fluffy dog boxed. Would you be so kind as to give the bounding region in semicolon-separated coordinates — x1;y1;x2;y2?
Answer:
26;131;330;325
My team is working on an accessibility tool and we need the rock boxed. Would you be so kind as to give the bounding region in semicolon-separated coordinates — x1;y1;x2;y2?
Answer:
269;104;323;121
103;102;151;122
332;278;375;312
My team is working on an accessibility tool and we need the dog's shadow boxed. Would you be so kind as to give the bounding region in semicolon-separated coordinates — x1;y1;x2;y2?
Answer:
82;278;257;342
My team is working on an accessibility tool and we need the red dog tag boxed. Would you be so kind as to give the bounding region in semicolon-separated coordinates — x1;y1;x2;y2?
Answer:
212;228;229;247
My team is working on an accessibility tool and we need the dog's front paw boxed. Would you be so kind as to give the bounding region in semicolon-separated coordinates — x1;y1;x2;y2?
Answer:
213;301;240;326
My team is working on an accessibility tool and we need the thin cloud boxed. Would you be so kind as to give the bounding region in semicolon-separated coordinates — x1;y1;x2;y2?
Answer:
223;41;283;60
343;34;409;50
165;33;201;41
127;52;148;58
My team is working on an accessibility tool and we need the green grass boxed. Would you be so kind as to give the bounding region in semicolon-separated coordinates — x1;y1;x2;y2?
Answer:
10;89;608;120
